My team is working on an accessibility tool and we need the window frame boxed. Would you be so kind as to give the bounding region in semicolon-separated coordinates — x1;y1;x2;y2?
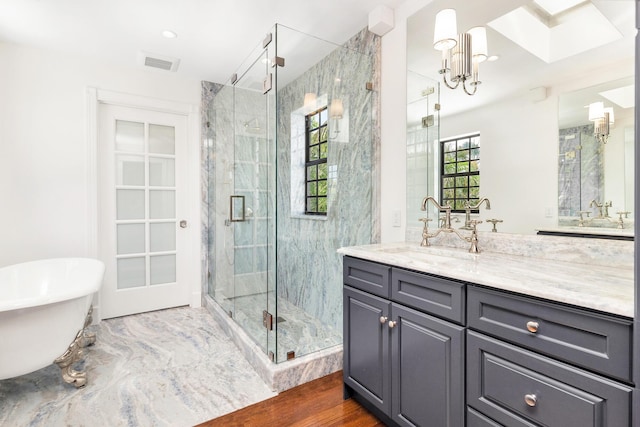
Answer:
440;133;480;213
304;106;328;216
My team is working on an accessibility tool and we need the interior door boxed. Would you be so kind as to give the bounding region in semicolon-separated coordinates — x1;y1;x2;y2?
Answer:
98;103;189;319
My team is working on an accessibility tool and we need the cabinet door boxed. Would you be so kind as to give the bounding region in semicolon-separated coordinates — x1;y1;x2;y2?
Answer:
391;303;465;427
343;286;391;415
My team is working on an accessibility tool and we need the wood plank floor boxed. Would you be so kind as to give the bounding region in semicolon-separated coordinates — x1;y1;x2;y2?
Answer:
196;371;386;427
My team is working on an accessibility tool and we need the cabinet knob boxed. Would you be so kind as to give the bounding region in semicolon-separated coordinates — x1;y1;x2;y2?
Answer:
526;321;539;333
379;316;388;324
524;394;537;407
388;320;397;329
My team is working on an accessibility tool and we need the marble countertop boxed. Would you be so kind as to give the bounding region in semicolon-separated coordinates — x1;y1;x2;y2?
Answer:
338;242;634;318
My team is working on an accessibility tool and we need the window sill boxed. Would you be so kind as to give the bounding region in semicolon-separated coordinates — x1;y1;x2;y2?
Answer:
290;213;328;221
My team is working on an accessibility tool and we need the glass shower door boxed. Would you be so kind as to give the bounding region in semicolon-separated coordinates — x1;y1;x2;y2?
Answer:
229;40;276;358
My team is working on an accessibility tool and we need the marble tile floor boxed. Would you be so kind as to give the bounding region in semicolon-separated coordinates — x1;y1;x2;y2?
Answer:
218;293;342;362
0;306;277;427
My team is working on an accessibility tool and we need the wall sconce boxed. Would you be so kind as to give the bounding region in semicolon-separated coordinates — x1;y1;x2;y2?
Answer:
588;101;615;144
329;99;343;119
303;93;317;109
329;98;344;140
433;8;488;96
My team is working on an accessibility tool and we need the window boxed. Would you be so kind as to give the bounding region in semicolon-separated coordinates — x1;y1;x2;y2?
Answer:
305;107;328;215
441;134;480;212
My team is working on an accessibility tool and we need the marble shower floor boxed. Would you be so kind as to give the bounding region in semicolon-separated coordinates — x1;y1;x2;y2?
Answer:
220;293;342;362
0;307;277;427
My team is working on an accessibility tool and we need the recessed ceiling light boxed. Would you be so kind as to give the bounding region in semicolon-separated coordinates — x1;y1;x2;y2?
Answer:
161;30;178;39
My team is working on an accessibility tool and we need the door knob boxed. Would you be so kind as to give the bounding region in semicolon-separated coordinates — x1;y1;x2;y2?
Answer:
180;220;188;228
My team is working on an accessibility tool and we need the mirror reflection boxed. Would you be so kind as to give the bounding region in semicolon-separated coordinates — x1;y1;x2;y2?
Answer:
558;77;634;231
407;0;635;236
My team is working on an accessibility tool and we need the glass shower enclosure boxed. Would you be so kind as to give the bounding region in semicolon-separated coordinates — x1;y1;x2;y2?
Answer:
207;25;375;363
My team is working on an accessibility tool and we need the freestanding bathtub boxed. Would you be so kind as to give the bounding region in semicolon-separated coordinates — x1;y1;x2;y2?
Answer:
0;258;105;387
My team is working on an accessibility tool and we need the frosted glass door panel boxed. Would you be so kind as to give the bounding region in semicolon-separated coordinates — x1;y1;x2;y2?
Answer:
116;155;145;185
150;190;175;219
117;189;145;219
149;124;175;154
150;222;176;252
150;255;176;285
117;257;146;289
117;224;145;254
149;157;175;186
116;120;144;152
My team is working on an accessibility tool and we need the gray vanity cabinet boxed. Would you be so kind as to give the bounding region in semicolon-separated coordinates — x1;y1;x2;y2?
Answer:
343;256;465;427
466;286;633;426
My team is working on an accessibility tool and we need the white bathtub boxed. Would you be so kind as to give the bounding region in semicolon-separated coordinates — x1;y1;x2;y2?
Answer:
0;258;105;383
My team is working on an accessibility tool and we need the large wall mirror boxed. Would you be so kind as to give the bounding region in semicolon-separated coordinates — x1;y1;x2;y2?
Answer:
407;0;635;236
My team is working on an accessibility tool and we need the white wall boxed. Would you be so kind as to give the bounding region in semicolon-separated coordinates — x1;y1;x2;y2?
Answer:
0;42;200;267
380;0;433;243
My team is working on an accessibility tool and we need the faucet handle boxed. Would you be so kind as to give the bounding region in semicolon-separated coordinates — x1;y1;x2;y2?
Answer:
485;218;503;232
419;218;432;247
617;211;631;219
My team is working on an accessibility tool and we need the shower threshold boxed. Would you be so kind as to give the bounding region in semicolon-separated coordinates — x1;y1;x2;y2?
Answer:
204;296;342;392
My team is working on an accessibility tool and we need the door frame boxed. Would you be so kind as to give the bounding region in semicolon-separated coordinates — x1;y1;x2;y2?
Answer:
86;88;201;322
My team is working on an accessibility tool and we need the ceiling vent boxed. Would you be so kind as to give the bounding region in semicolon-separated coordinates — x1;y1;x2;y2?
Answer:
138;51;180;72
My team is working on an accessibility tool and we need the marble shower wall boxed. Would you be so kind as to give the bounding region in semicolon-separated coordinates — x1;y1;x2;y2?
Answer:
276;27;380;338
558;125;603;217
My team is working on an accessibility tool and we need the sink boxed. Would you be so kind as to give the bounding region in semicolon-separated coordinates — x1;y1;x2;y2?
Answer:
375;245;479;261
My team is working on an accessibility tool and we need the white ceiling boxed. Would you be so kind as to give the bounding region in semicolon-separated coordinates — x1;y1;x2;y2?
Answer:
0;0;404;84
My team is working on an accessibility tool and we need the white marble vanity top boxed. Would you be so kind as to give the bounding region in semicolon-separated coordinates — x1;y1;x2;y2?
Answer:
338;242;634;318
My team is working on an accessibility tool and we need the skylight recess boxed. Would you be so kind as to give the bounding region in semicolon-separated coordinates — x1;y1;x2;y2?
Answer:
488;2;623;63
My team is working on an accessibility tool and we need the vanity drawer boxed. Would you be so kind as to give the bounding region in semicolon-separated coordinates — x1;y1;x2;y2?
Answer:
343;256;391;298
467;331;632;427
391;268;465;324
467;286;632;382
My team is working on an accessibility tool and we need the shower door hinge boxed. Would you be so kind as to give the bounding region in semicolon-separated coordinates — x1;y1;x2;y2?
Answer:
268;351;275;362
263;74;273;94
271;56;285;68
421;87;435;97
263;310;273;331
422;115;435;128
365;82;374;91
230;73;238;85
263;32;273;48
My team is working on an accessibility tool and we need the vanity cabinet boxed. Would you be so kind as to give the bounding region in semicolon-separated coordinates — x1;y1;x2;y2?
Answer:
342;254;634;426
343;256;465;427
466;286;633;426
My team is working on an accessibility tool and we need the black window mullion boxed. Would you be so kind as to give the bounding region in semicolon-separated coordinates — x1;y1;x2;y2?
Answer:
440;134;480;213
305;106;328;215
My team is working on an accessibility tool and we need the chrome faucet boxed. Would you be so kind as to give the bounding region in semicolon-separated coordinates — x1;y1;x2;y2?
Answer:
421;196;453;229
462;198;491;229
419;196;487;253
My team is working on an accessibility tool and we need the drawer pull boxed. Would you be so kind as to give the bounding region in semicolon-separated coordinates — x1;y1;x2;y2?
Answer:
379;316;388;324
524;394;537;407
388;320;397;329
526;321;539;333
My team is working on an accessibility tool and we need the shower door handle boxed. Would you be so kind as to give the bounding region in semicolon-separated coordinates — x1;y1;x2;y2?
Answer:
229;195;246;222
